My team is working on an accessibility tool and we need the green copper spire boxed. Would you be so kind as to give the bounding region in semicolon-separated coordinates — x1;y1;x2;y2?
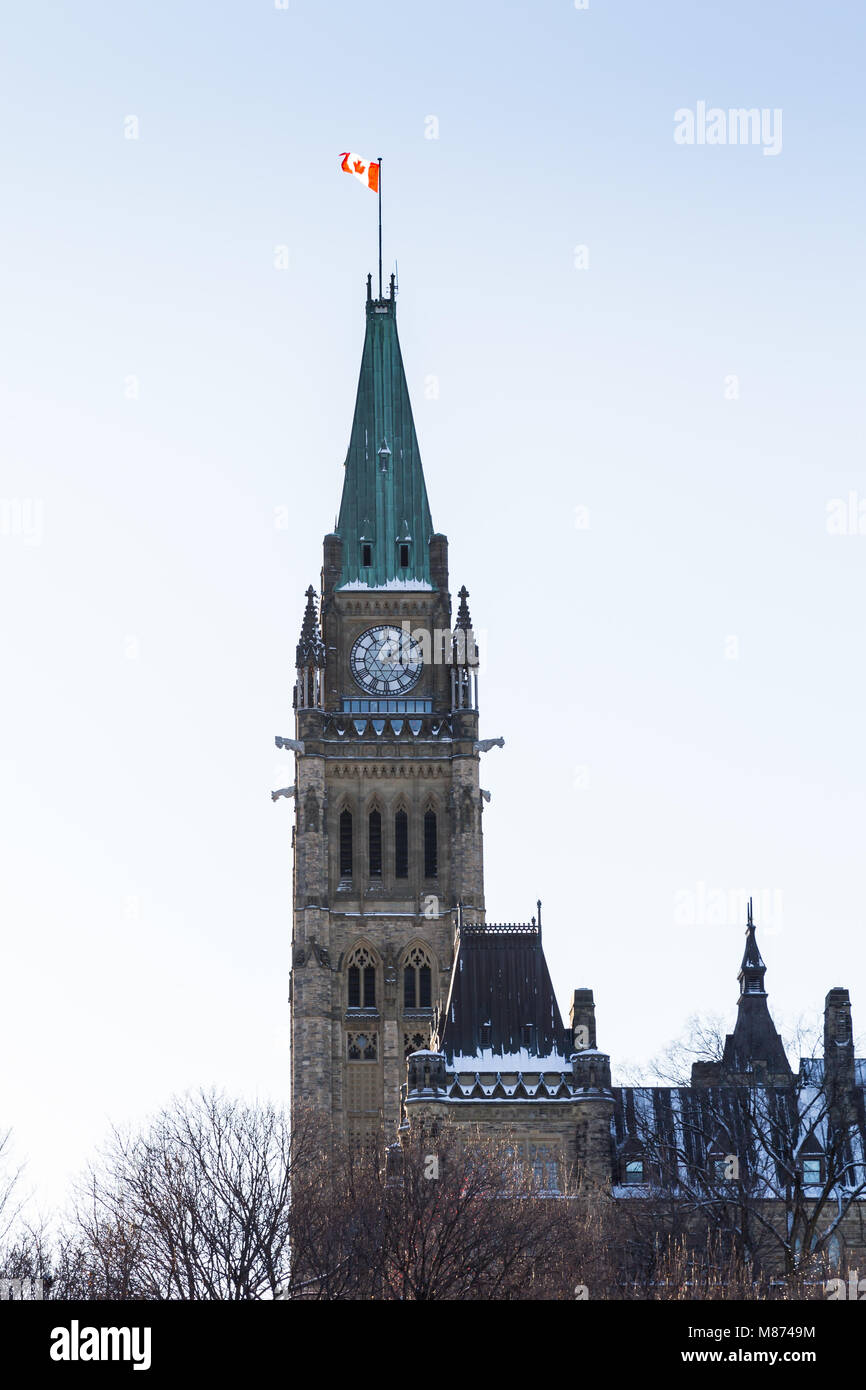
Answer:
336;274;434;589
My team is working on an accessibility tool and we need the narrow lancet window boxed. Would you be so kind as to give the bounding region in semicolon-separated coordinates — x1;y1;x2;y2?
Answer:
395;809;409;879
424;809;438;878
368;810;382;878
339;810;353;880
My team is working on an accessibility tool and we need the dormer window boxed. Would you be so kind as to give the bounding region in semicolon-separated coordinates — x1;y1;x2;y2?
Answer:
399;543;409;568
802;1157;823;1185
624;1159;644;1186
362;543;372;567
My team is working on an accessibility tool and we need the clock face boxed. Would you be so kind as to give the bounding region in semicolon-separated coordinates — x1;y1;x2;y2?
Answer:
350;625;423;695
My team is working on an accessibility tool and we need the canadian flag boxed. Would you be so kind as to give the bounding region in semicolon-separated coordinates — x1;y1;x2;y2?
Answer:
340;152;380;193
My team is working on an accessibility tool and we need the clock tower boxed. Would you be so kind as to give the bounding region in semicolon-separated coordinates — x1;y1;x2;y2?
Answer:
286;273;488;1144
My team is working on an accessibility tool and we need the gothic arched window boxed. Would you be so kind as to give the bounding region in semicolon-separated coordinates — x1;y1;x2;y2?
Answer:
347;945;377;1010
403;945;433;1010
368;810;382;879
394;808;409;879
423;809;438;879
339;809;353;880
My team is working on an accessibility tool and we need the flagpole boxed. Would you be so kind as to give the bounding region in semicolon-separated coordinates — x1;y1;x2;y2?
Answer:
378;154;383;299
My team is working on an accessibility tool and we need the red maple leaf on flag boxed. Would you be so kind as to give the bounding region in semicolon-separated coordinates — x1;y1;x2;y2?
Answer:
353;159;365;174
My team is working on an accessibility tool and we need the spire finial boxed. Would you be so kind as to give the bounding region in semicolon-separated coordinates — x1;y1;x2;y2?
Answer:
737;894;767;995
454;585;473;631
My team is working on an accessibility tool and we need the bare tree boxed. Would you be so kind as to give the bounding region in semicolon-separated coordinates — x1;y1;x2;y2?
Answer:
285;1123;583;1301
69;1090;311;1300
0;1127;25;1253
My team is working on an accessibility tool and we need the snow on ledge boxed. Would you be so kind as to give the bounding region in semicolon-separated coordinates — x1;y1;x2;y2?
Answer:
337;579;434;591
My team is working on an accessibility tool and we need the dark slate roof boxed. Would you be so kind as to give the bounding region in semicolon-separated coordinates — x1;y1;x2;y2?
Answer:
741;921;766;973
435;921;572;1065
336;281;434;589
721;995;792;1077
610;1079;866;1196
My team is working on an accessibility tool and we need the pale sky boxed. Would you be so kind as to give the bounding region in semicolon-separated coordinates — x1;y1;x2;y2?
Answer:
1;0;865;1215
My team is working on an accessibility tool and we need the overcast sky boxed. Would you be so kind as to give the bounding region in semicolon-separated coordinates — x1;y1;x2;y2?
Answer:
1;0;865;1215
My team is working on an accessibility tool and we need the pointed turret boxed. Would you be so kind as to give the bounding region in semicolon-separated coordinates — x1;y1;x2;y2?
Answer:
294;586;325;710
720;897;791;1081
451;585;479;711
336;278;434;589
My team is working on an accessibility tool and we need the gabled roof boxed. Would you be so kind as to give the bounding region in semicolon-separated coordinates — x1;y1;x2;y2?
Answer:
435;917;572;1067
335;280;434;589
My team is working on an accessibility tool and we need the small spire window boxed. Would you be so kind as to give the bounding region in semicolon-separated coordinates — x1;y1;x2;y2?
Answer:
399;543;410;568
362;543;372;567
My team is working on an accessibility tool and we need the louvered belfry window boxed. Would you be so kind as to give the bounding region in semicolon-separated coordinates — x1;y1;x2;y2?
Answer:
368;810;382;878
395;809;409;879
339;810;353;879
423;809;438;878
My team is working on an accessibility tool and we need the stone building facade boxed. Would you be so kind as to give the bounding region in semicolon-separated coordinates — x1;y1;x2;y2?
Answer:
285;276;866;1266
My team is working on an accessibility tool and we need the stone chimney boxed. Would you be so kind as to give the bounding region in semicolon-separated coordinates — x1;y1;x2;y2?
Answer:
570;988;598;1051
824;987;856;1126
569;991;614;1184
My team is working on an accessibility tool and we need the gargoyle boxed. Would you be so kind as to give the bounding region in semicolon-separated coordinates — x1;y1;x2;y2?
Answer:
275;736;305;753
